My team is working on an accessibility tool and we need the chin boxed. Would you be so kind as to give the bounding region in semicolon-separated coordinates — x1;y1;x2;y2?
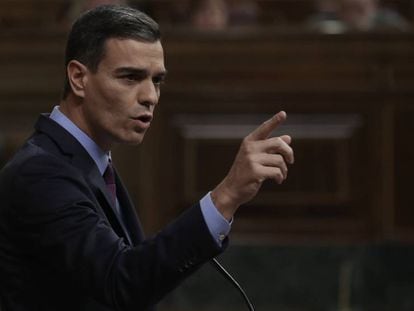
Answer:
126;134;146;145
129;139;144;146
113;133;145;146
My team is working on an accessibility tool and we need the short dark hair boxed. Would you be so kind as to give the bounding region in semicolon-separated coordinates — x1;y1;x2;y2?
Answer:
62;5;161;99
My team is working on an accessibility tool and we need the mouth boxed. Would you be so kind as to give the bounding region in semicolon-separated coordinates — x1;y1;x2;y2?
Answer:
135;114;153;123
131;114;153;130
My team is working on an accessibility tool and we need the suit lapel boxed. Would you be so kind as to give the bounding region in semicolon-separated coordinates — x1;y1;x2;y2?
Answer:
34;114;134;246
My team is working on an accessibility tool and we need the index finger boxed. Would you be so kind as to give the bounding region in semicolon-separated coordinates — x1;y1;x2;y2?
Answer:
247;111;287;141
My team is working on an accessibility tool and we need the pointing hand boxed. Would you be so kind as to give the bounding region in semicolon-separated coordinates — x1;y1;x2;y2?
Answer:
211;111;294;220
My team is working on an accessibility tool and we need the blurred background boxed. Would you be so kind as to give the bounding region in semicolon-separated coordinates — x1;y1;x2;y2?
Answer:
1;0;414;310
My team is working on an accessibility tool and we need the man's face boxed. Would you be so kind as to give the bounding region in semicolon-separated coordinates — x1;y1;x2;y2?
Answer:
81;38;166;150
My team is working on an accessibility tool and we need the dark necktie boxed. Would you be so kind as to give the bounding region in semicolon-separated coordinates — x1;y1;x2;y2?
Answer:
103;161;117;206
103;162;132;244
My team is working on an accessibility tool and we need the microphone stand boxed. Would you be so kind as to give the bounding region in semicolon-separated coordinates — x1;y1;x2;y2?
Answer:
210;258;255;311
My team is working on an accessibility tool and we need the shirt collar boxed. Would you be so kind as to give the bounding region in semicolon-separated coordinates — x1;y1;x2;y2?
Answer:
49;105;109;175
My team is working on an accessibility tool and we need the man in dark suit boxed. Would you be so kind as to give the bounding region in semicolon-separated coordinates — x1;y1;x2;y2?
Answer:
0;5;293;311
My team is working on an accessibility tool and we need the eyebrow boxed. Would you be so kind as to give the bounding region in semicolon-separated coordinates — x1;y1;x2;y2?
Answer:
114;66;167;78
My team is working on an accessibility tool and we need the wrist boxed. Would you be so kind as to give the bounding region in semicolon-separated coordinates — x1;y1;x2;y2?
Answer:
211;182;239;221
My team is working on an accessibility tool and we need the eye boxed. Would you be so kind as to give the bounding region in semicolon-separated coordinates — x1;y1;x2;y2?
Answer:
153;75;165;86
122;74;140;82
118;72;146;83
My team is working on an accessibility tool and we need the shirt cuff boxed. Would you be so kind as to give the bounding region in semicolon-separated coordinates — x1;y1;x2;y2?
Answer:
200;192;232;247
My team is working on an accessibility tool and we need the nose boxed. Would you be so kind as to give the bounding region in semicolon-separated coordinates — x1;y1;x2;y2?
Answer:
139;79;159;109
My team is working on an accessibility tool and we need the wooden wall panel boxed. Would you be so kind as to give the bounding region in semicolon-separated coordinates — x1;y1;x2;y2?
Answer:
167;110;375;243
147;32;414;243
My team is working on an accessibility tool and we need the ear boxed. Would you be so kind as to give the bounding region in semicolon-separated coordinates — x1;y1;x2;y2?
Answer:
66;60;89;98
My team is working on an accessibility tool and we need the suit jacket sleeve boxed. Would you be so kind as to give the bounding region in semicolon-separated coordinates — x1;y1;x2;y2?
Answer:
11;152;227;310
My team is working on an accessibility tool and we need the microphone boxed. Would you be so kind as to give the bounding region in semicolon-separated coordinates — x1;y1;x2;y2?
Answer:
210;258;255;311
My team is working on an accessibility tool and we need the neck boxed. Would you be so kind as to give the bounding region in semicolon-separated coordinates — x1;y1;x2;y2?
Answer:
59;95;112;152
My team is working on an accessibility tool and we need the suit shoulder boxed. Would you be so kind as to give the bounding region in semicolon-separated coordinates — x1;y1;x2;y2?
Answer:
1;140;80;191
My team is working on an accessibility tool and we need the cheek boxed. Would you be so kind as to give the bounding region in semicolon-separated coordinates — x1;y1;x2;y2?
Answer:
105;100;135;133
95;87;127;116
86;78;137;124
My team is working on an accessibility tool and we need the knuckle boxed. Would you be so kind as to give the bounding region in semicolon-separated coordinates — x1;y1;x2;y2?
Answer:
242;136;250;144
275;154;283;164
276;136;286;146
242;141;255;154
251;163;260;174
252;165;264;181
275;155;286;169
241;137;251;149
275;169;284;181
246;153;255;164
276;169;283;178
